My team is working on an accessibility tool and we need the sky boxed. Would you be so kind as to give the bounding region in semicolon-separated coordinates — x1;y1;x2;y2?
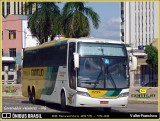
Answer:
86;2;121;41
59;2;121;41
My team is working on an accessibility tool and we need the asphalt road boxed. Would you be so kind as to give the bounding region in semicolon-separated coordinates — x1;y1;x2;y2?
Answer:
2;97;158;113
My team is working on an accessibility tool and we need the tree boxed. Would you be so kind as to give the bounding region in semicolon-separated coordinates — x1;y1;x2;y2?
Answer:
26;2;100;44
26;2;61;44
62;2;100;38
144;44;158;65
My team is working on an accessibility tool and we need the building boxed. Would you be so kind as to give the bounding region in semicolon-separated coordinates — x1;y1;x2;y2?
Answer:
121;2;158;87
2;2;38;84
21;15;39;48
2;2;36;17
2;14;38;67
152;38;158;49
127;38;158;87
121;2;158;47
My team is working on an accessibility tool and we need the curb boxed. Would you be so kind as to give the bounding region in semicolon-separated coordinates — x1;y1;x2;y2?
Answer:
2;95;26;99
128;99;158;104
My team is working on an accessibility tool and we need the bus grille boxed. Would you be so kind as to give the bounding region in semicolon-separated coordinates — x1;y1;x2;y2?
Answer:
2;75;14;80
8;75;14;80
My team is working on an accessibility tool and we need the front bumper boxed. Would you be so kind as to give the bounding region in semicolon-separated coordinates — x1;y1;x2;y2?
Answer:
75;94;128;108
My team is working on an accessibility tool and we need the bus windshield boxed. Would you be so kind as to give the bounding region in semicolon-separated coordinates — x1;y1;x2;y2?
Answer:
77;43;129;89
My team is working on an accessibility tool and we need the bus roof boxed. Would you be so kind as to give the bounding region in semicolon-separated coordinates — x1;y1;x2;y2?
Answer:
2;57;15;61
24;37;124;51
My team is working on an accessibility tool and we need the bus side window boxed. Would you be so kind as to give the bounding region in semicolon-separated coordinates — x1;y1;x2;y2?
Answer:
68;43;76;90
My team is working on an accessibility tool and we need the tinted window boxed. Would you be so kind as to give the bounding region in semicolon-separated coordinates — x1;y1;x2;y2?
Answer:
23;44;67;67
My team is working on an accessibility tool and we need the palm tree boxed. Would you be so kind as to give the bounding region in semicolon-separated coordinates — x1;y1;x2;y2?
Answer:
62;2;100;38
26;2;61;44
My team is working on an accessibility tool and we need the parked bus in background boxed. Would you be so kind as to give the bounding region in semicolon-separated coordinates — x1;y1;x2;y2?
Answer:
2;57;17;84
22;38;137;110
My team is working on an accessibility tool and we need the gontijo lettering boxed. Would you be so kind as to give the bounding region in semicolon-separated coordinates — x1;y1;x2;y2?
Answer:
31;69;44;76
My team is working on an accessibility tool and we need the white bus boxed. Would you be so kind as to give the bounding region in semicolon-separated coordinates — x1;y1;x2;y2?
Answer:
22;38;137;110
2;57;17;84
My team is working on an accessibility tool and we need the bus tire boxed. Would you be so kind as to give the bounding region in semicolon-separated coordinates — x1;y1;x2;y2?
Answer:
28;89;33;103
32;88;36;104
61;92;66;111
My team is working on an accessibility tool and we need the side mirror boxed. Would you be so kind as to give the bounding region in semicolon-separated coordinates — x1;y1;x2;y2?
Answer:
73;53;79;68
129;55;137;70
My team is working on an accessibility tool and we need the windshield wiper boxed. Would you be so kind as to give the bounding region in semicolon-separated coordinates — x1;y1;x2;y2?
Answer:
105;62;117;89
107;72;117;90
93;71;102;88
93;58;103;88
94;47;105;88
93;68;117;89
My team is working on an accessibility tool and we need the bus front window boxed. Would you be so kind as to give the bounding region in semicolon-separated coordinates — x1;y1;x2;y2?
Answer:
2;62;15;71
77;43;129;89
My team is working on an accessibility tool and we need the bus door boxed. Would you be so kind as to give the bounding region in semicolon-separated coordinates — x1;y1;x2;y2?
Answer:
67;42;77;105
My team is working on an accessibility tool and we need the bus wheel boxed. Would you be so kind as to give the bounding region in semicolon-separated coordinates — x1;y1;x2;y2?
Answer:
28;90;33;103
61;92;66;111
32;89;36;104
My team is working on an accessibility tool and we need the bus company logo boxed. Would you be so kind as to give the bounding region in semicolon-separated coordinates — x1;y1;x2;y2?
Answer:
131;88;155;99
5;86;17;94
137;88;150;94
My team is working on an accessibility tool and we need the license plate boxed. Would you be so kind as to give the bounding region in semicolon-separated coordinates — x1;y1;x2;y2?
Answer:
100;101;108;104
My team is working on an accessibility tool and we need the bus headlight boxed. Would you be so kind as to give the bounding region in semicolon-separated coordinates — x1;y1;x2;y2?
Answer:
77;91;90;97
118;92;129;98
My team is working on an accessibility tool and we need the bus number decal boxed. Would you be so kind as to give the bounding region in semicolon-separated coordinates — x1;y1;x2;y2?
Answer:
31;69;44;76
